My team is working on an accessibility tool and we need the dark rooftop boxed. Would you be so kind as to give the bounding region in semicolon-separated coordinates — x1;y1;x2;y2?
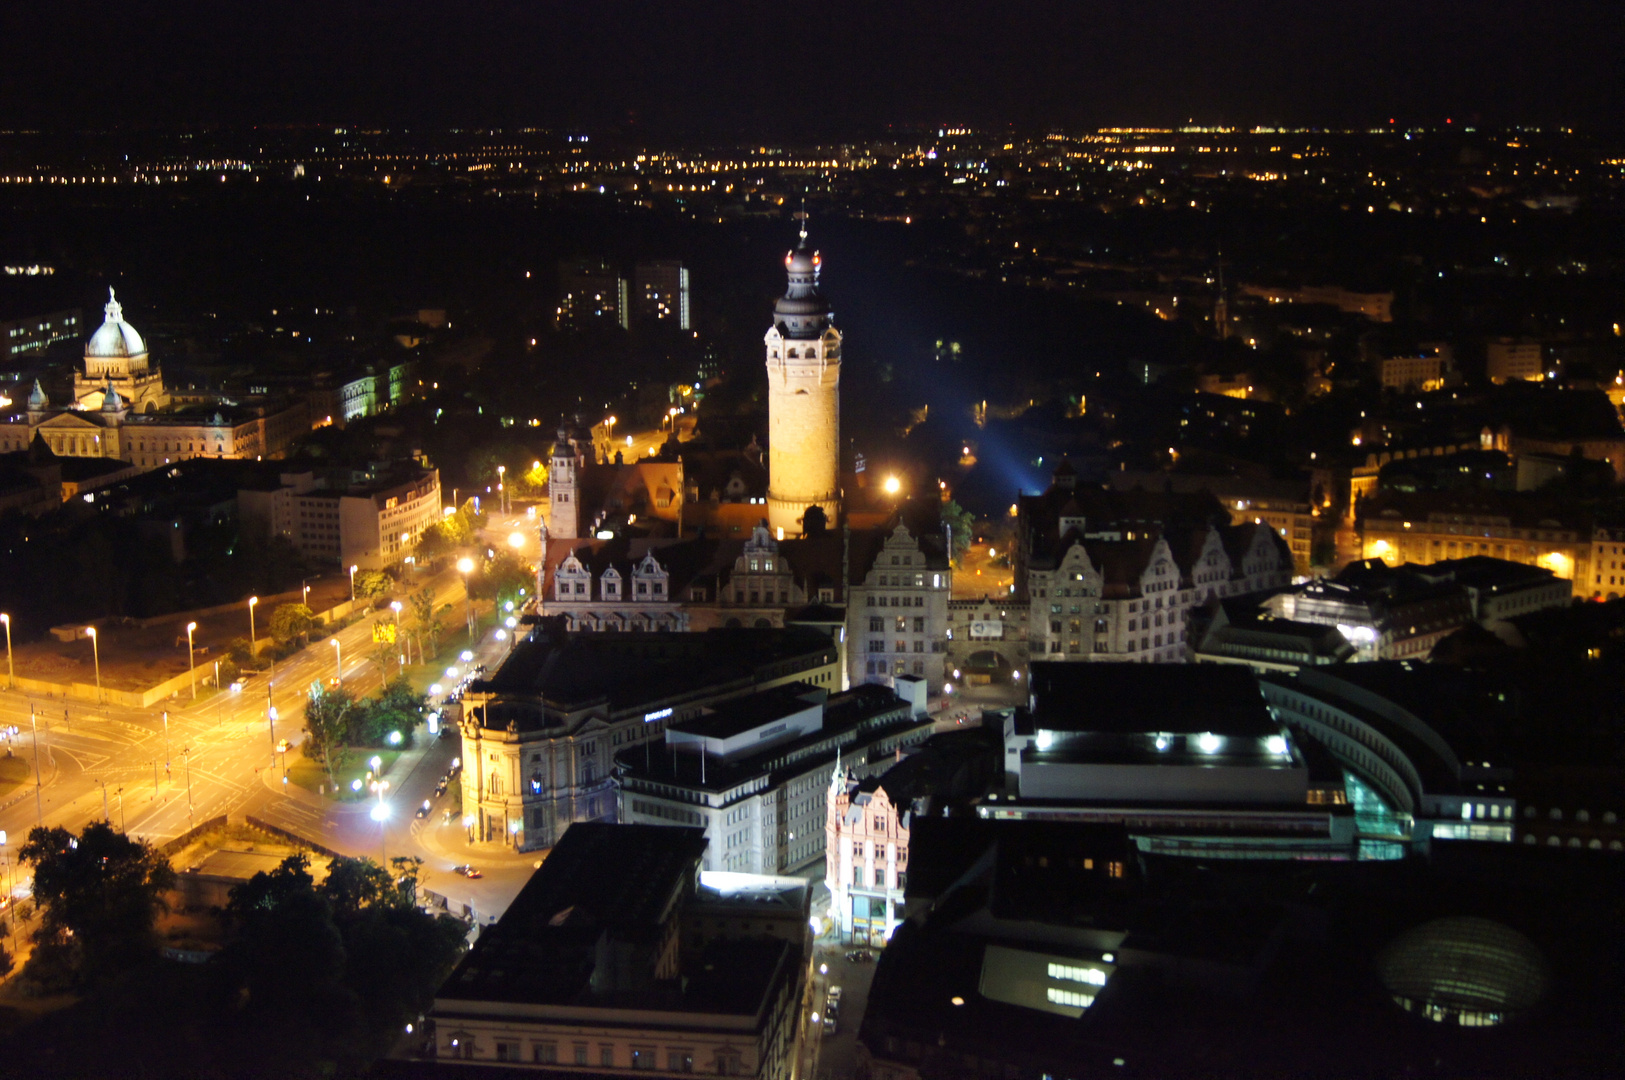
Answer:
670;683;824;741
472;621;837;723
439;823;707;1005
1024;662;1276;737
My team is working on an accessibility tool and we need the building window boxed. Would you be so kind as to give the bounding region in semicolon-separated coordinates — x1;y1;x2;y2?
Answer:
534;1043;558;1064
496;1041;522;1062
670;1051;694;1072
574;1044;589;1065
633;1048;657;1070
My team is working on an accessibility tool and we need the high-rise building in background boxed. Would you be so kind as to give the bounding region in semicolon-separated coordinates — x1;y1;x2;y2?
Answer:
556;259;628;330
764;227;841;538
634;259;691;329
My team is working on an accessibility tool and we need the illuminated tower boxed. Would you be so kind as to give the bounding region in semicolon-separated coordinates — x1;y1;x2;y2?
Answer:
765;225;841;537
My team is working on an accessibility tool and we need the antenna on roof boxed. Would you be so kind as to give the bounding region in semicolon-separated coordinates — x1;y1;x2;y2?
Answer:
794;196;809;245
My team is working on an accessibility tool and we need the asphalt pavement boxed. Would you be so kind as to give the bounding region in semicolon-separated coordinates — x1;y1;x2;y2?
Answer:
0;561;539;917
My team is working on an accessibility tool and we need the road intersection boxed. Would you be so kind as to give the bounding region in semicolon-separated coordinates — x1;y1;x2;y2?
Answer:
0;563;539;919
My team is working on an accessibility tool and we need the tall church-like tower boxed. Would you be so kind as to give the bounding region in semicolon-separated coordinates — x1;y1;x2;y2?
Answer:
765;225;841;537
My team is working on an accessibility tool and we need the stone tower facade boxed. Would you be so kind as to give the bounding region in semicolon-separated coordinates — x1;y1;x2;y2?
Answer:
548;422;588;539
765;230;842;538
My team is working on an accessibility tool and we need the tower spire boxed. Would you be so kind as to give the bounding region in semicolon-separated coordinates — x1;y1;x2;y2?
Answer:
795;198;809;246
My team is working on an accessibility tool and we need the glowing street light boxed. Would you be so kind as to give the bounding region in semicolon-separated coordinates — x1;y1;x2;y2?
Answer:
883;475;901;495
507;531;525;550
348;564;358;602
0;613;12;690
330;638;342;683
186;621;198;699
247;595;259;651
86;626;101;703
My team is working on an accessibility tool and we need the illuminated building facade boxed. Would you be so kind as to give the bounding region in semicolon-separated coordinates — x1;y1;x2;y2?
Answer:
1;305;81;361
557;258;629;330
616;682;929;875
237;465;441;570
455;622;840;851
826;759;911;947
764;228;841;538
634;259;691;329
1015;466;1294;666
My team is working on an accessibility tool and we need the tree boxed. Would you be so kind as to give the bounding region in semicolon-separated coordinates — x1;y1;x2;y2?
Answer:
303;682;357;786
941;500;974;566
20;821;177;986
268;602;315;645
410;585;443;660
468;549;533;604
515;459;548;498
227;636;257;669
353;570;393;599
216;852;468;1069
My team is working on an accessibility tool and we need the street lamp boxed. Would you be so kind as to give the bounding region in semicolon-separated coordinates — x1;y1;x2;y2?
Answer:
182;746;194;828
248;596;259;652
0;613;12;690
86;626;101;703
391;601;405;666
185;622;198;699
497;465;507;515
370;778;390;863
348;564;358;602
457;557;476;640
302;580;311;607
162;709;172;777
331;638;342;684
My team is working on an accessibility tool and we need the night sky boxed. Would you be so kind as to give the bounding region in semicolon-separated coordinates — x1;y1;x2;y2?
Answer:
3;0;1621;133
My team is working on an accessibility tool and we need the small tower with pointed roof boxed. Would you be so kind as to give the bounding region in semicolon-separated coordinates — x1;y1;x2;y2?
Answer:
25;379;48;422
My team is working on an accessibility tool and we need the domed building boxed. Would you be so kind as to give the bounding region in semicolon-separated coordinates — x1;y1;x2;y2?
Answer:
0;285;301;467
73;287;169;413
1377;916;1551;1026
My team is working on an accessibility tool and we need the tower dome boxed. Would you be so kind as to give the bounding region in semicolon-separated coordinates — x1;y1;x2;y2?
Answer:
85;287;147;359
100;381;126;413
26;379;48;412
773;224;831;340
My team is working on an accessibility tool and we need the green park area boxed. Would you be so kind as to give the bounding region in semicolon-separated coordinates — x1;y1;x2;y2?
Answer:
288;747;403;802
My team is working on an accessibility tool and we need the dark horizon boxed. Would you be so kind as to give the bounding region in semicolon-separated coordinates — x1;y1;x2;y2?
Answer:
3;0;1621;135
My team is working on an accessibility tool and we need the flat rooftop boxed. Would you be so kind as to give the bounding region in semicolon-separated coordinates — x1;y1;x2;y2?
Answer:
473;622;838;722
672;683;824;741
1024;662;1276;738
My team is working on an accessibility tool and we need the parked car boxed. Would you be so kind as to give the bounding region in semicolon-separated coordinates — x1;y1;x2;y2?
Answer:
415;799;432;819
434;778;448;796
452;864;483;879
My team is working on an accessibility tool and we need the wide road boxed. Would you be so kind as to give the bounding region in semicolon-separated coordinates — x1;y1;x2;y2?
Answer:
0;564;536;919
